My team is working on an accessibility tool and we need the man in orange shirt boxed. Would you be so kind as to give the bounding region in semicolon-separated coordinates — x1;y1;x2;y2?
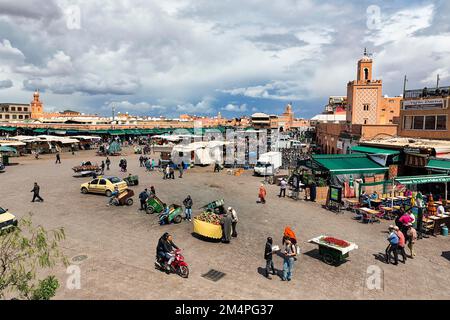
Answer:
258;184;267;204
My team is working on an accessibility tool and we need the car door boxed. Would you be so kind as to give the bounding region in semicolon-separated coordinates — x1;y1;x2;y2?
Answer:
89;179;99;193
98;179;108;193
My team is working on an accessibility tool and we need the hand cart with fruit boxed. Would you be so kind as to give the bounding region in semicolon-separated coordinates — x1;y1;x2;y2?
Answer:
72;162;101;177
193;199;226;240
308;235;358;266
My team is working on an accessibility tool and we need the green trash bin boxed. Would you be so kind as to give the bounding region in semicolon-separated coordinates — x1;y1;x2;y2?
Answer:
2;155;9;166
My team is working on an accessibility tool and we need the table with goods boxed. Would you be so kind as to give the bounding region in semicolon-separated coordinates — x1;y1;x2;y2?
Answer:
308;235;358;265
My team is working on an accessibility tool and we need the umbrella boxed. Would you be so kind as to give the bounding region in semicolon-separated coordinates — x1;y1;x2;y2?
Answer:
0;146;17;153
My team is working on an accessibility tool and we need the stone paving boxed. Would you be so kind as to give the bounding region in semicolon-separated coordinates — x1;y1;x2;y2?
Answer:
1;147;449;300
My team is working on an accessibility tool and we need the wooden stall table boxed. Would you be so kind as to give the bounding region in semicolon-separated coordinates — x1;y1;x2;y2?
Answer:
358;207;381;224
343;198;360;212
370;199;383;209
380;206;396;220
427;214;450;235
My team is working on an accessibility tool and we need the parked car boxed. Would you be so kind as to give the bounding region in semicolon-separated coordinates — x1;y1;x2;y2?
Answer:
80;176;127;197
0;207;18;233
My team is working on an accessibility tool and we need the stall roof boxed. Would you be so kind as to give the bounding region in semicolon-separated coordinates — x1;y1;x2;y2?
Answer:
351;145;400;155
426;158;450;172
310;154;388;175
395;174;450;185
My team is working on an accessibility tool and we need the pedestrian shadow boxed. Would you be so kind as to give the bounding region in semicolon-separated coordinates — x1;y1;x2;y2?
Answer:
191;232;221;243
373;252;387;264
441;251;450;262
256;267;282;279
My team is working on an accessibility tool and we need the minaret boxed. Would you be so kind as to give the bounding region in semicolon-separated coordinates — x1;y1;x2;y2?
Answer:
30;89;44;119
357;48;373;83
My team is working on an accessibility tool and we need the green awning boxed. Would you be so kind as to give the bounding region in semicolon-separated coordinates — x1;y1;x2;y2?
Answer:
0;146;17;153
310;154;388;175
426;159;450;172
108;129;126;135
33;128;47;133
0;127;17;132
395;174;450;185
351;146;400;155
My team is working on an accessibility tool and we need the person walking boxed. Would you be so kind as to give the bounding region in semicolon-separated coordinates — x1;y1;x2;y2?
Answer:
169;166;175;179
395;226;407;263
385;225;399;265
220;211;232;243
178;163;184;178
139;155;144;167
100;161;105;175
164;165;170;180
279;178;287;198
183;195;193;221
150;185;156;196
228;207;238;237
105;157;111;171
31;182;44;202
55;152;61;164
264;237;276;279
214;161;220;173
258;184;267;204
139;188;149;211
282;237;296;281
406;223;417;258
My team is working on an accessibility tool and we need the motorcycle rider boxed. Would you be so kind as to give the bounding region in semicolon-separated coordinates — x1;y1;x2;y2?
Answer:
156;232;179;271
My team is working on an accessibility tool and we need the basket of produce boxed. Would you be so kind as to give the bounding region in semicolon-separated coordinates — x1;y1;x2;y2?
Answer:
72;164;100;173
193;212;222;239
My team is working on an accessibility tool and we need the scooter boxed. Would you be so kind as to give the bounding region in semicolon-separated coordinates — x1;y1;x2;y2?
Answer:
155;249;189;278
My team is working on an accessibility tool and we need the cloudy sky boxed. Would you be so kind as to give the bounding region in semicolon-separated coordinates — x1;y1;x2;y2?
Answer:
0;0;449;119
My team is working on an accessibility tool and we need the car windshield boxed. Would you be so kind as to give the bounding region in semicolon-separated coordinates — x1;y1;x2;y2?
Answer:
0;207;6;214
107;177;122;184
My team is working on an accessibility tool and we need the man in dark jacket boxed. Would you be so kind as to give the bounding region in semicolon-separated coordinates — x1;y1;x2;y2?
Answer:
156;233;179;270
183;195;193;221
264;237;276;279
139;189;149;211
31;182;44;202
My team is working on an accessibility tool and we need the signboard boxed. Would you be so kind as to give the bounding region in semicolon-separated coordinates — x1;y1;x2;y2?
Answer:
402;99;445;110
329;185;342;202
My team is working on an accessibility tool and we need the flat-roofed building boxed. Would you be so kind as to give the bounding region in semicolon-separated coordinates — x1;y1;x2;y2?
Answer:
0;103;31;122
399;85;450;140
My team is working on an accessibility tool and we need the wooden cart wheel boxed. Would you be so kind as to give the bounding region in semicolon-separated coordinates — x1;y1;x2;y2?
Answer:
322;253;335;265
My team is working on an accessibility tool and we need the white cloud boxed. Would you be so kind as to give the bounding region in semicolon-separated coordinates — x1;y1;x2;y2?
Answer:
223;103;247;112
365;5;434;46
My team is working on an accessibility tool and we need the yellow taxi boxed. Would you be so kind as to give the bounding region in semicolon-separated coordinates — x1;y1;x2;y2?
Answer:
80;176;127;197
0;207;18;232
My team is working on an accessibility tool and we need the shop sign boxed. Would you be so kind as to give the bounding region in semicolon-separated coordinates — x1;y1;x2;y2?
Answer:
402;99;444;110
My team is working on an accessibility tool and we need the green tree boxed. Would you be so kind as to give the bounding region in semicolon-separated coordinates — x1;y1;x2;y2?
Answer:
0;216;67;300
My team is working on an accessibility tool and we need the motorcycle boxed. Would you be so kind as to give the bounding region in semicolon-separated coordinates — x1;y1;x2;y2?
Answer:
155;249;189;278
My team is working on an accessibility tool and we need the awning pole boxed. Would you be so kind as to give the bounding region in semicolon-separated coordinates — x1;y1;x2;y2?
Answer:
392;178;395;208
445;182;447;202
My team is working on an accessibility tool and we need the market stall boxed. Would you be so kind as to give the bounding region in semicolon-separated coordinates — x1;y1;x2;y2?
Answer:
193;199;227;240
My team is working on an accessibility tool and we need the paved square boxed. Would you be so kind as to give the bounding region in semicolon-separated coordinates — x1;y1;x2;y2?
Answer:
1;148;449;299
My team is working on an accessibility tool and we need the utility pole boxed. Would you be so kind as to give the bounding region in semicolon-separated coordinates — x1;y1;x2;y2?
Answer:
437;74;440;89
111;103;116;129
403;75;408;97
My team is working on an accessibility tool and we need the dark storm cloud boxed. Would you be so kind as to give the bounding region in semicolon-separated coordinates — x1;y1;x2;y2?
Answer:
0;0;62;20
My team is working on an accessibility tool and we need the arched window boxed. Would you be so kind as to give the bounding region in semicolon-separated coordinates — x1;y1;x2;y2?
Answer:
364;68;369;80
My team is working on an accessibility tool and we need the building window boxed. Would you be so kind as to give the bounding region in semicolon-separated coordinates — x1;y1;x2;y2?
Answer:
18;115;23;119
425;116;436;130
437;115;447;130
18;107;22;111
413;116;424;130
11;107;15;111
12;115;17;119
25;115;29;119
24;107;28;111
403;116;411;129
364;68;369;80
0;114;2;119
363;104;370;111
364;119;368;124
5;114;9;119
